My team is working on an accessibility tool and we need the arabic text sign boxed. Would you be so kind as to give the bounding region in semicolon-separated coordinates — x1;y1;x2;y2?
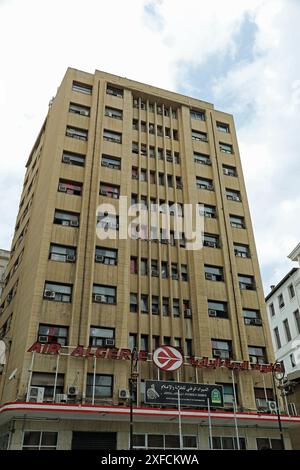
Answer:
145;380;224;407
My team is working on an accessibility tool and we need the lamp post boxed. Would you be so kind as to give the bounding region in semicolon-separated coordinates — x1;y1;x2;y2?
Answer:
272;363;285;450
129;348;138;450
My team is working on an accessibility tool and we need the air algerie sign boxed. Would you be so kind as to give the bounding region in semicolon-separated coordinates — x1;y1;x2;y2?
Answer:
27;342;283;374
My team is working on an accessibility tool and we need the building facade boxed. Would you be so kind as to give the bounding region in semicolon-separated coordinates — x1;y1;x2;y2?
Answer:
0;249;10;299
265;244;300;378
0;68;297;450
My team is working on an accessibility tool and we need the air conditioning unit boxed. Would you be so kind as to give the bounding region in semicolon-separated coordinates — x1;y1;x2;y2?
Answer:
206;241;216;248
58;183;67;192
244;318;252;325
184;309;192;318
62;155;71;163
213;349;222;357
223;168;230;175
94;294;106;303
209;309;217;317
29;386;45;403
66;254;76;262
38;335;48;343
80;110;88;116
44;290;55;299
70;220;79;227
56;394;68;403
254;318;262;326
268;401;277;413
151;269;159;277
104;338;115;347
288;402;297;416
95;255;104;262
67;385;79;396
119;388;130;400
205;273;214;280
256;398;268;410
62;220;70;226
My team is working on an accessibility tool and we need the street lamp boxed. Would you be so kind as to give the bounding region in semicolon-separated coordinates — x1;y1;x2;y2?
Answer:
272;363;285;450
129;348;138;450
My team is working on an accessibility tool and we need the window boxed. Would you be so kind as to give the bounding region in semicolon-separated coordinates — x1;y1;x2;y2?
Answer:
49;244;76;263
269;303;275;317
141;295;149;313
99;182;120;199
196;177;213;190
152;336;160;350
219;142;233;154
243;309;262;326
163;297;170;316
203;233;220;248
38;324;68;346
62;150;85;167
158;173;165;186
205;266;224;282
95;247;117;265
290;353;296;368
157;125;163;137
294;309;300;334
130;293;138;313
173;298;180;317
66;126;88;141
152;296;159;315
226;189;241;202
132;142;139;154
208;301;228;319
191;110;205;121
174;152;180;164
198;205;216;220
181;264;188;281
72;81;92;95
141;335;149;352
105;106;123;120
234;243;250;258
69;102;90;117
165;127;171;138
101;154;121;170
161;262;168;279
274;327;281;349
238;274;255;290
217;382;238;406
89;327;114;347
31;372;64;398
106;84;123;98
278;293;285;309
192;130;208;142
129;333;137;351
157;148;163;159
288;284;295;299
254;387;274;409
171;263;178;280
223;165;236;176
176;176;183;189
256;438;283;450
43;282;72;303
97;212;118;231
163;336;171;345
185;339;193;356
130;257;138;274
58;179;82;196
86;374;113;398
217;122;230;133
92;284;116;304
212;339;232;359
140;258;148;276
230;215;245;229
133;434;197;450
22;431;58;450
248;346;267;364
103;129;122;144
283;319;292;342
210;437;246;450
141;144;147;156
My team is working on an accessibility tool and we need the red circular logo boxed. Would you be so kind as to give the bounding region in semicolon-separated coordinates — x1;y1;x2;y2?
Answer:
153;346;183;371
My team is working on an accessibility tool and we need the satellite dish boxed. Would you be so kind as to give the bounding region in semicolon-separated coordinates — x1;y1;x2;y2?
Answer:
0;340;6;365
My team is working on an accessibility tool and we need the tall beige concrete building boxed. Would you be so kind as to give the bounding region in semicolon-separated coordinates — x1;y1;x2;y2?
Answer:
0;68;299;450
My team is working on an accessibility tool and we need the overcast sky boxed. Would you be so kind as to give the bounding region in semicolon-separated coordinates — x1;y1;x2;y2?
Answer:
0;0;299;294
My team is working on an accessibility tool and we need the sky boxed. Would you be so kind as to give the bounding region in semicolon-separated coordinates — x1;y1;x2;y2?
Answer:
0;0;299;294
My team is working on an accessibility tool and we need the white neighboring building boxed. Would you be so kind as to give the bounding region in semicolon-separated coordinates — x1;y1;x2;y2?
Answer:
265;243;300;377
